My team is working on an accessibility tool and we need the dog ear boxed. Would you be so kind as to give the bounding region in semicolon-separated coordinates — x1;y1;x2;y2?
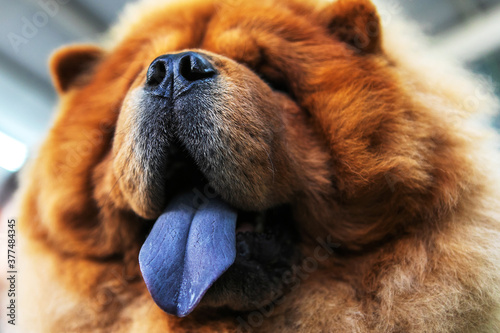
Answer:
50;44;104;94
320;0;382;54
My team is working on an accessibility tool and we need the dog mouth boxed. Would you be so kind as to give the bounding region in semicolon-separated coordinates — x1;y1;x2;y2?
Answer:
138;142;300;317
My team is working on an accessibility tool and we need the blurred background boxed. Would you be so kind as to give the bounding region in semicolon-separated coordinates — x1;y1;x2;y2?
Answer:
0;0;499;189
2;2;500;333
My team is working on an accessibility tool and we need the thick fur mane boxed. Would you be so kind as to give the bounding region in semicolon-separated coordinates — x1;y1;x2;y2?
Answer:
17;0;500;332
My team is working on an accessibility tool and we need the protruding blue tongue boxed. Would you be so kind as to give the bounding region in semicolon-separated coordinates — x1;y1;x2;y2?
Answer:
139;191;237;317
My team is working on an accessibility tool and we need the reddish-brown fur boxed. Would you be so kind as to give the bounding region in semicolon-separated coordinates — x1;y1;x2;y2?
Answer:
18;0;500;332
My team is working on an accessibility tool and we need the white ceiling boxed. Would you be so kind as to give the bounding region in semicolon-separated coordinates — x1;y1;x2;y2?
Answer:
0;0;129;149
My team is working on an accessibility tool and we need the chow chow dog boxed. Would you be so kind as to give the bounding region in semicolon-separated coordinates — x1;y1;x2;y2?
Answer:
18;0;500;331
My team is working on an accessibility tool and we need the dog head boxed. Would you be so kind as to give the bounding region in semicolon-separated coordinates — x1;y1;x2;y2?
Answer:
31;0;468;318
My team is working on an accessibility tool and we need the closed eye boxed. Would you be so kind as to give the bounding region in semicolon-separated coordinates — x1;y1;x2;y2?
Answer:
257;66;293;96
264;76;291;94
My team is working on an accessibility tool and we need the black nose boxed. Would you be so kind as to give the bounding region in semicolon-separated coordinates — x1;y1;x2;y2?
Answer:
145;52;217;95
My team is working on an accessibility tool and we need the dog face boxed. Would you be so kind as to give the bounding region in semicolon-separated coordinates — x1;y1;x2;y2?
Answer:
113;48;314;313
115;50;302;218
40;0;465;318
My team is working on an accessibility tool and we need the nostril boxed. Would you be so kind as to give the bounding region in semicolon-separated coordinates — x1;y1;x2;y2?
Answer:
179;53;217;82
145;52;216;95
146;60;167;87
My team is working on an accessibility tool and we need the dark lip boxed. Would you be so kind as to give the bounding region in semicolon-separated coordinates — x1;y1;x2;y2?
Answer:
204;204;301;312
